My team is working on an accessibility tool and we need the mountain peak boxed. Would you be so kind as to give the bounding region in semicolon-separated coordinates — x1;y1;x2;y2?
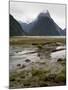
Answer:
38;10;51;18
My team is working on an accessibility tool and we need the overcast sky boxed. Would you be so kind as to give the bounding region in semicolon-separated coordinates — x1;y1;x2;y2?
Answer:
10;1;66;29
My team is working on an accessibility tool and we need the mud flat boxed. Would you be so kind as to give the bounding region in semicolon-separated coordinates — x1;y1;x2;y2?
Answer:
10;36;65;45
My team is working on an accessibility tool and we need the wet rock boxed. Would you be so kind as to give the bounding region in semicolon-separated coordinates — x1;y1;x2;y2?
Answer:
40;62;46;65
16;51;19;53
10;78;15;82
57;58;66;65
57;58;63;62
37;45;43;50
37;53;40;57
17;64;21;67
21;64;26;68
32;43;37;45
25;59;31;63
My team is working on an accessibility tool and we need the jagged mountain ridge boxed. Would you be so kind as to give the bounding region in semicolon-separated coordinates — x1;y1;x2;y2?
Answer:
29;11;64;36
19;10;65;36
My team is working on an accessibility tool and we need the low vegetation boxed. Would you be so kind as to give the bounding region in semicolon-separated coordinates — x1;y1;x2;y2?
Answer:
10;36;65;45
9;66;66;89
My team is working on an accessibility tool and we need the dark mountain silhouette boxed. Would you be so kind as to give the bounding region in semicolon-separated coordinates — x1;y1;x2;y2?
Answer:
12;10;65;36
29;10;64;36
19;22;29;33
63;28;66;35
19;21;35;33
9;14;25;36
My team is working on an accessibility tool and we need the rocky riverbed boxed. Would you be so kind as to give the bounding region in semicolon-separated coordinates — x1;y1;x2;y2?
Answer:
9;44;66;88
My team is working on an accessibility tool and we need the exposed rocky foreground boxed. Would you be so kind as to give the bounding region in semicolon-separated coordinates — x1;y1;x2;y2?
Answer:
9;40;66;89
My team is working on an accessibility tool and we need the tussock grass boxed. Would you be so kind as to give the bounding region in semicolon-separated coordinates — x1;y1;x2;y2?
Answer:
9;66;66;89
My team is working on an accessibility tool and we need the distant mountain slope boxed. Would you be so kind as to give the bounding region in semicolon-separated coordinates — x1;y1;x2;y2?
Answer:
19;22;29;33
29;10;64;36
19;21;34;33
9;14;25;36
63;28;66;35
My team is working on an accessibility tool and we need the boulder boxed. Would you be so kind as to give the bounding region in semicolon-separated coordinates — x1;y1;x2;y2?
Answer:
25;59;31;63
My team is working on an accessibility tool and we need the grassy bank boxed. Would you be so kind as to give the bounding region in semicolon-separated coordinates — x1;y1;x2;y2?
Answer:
10;36;66;45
